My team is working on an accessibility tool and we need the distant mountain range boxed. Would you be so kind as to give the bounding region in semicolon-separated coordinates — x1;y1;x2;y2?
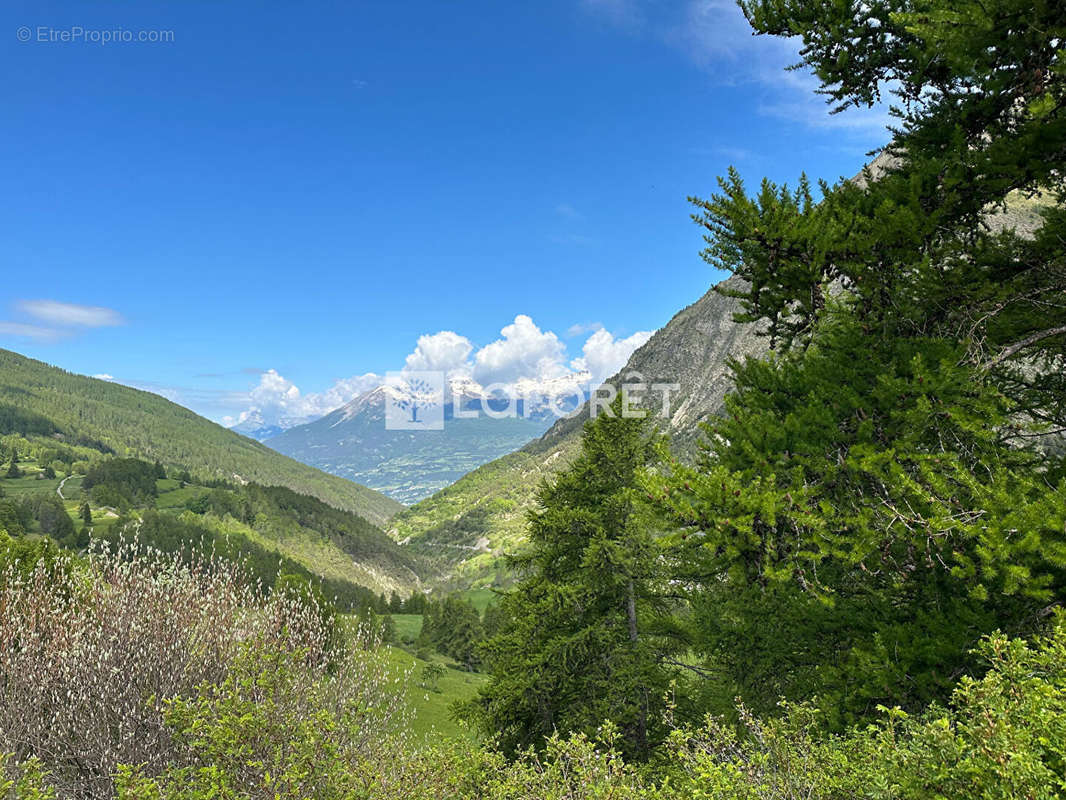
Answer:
263;375;587;505
230;409;314;442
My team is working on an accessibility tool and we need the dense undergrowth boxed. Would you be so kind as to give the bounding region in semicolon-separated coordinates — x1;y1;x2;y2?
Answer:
0;534;1063;799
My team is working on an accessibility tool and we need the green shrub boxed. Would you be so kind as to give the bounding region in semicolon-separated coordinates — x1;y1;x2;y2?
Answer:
666;619;1066;799
0;755;53;800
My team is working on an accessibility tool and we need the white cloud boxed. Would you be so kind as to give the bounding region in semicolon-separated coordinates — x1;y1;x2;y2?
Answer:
18;300;124;328
473;315;568;386
582;0;891;136
571;328;654;386
229;369;382;429
666;0;787;66
223;317;659;428
404;331;474;373
312;373;384;413
0;321;64;341
92;373;114;381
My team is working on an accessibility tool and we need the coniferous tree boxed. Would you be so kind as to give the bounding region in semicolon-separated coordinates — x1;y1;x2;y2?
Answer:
419;595;484;669
79;502;92;527
471;401;679;759
652;0;1066;726
5;455;20;480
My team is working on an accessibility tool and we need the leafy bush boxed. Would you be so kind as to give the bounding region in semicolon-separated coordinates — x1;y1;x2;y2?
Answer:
0;542;353;798
665;619;1066;799
0;755;53;800
117;632;406;800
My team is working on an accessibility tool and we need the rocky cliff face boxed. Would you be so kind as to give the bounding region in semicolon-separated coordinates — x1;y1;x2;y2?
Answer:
534;274;766;455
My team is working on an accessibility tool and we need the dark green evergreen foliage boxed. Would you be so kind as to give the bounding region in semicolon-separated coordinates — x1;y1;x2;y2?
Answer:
5;456;20;480
18;494;75;540
79;502;92;526
480;603;507;640
0;404;57;437
472;404;680;759
420;595;484;670
235;483;426;578
53;456;425;593
0;500;24;538
349;603;397;643
40;465;55;479
652;0;1066;730
701;0;1066;419
83;458;160;508
38;497;74;540
401;592;427;614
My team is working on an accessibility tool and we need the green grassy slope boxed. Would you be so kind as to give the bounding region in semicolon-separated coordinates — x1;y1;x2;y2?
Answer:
0;348;402;526
385;646;487;742
389;436;582;588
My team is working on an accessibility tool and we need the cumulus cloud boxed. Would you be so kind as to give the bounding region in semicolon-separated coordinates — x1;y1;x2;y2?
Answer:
223;316;659;428
228;369;382;429
92;373;114;381
473;315;569;387
404;331;474;373
571;328;654;386
18;300;124;328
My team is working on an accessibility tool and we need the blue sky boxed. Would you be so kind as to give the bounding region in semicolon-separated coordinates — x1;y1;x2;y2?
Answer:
1;0;890;425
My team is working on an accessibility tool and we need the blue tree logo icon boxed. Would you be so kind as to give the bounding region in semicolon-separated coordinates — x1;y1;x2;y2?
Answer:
385;371;445;430
396;377;437;423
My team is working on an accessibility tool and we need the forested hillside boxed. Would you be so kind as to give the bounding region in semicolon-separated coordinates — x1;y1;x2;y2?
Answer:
0;444;427;596
0;349;402;526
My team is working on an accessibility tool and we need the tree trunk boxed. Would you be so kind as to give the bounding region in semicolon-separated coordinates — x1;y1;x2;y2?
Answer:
627;578;648;755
